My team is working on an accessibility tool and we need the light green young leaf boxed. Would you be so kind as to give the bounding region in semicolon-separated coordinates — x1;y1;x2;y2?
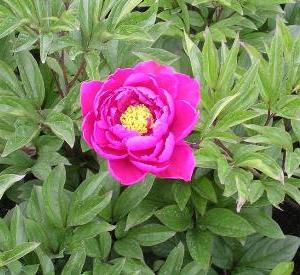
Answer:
270;261;294;275
35;247;55;275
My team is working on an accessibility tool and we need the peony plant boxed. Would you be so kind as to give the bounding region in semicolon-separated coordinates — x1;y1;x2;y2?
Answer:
0;1;299;275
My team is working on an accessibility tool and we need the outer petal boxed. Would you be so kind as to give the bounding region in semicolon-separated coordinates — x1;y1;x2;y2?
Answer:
82;112;95;147
155;142;195;181
80;81;103;116
108;158;146;185
133;60;174;75
170;100;199;141
175;73;200;108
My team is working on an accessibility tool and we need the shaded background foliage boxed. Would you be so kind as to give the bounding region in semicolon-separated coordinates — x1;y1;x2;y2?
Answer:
0;0;300;274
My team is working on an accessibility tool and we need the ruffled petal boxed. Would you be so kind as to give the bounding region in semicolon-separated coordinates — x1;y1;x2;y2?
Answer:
175;73;200;108
133;60;174;75
155;142;195;181
126;136;157;151
108;158;146;185
170;100;199;141
80;81;103;116
82;112;96;147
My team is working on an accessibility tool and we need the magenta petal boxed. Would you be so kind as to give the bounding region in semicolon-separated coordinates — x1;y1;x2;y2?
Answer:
126;136;157;151
170;100;199;141
82;112;95;147
108;158;146;185
131;160;169;173
92;141;127;160
175;73;200;108
155;142;195;181
80;81;103;116
134;60;174;75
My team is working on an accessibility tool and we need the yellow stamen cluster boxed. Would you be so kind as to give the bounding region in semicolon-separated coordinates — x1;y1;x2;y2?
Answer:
120;104;153;134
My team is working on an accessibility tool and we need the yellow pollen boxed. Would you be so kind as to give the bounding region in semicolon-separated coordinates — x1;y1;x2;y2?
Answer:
120;104;153;134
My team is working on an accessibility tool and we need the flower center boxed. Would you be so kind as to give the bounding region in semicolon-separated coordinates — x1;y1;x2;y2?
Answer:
120;104;153;134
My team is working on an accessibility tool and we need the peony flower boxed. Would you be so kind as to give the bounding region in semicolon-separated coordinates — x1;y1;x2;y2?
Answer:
80;61;200;185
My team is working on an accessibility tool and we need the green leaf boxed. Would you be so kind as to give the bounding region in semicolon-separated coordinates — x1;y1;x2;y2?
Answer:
270;262;294;275
155;205;192;232
216;111;260;131
93;258;126;275
244;124;293;151
224;62;259;113
216;35;239;96
68;191;112;226
42;165;67;228
45;112;75;147
61;250;86;275
2;120;40;157
40;33;53;64
241;208;284;239
183;32;202;83
249;180;264;204
0;17;23;39
202;28;219;89
107;0;143;30
0;174;25;200
269;24;284;104
239;236;300;269
180;261;205;275
192;177;217;203
125;200;157;231
263;181;285;206
113;175;155;220
0;242;40;268
158;242;184;275
235;152;284;183
172;182;191;211
71;220;115;243
186;230;213;270
114;238;143;260
133;48;179;65
201;208;255;238
35;247;55;275
10;206;26;245
85;51;100;79
16;51;45;108
127;224;175;246
202;93;239;135
0;60;24;97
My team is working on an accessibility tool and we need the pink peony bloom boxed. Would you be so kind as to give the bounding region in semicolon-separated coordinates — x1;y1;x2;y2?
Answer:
80;61;200;185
